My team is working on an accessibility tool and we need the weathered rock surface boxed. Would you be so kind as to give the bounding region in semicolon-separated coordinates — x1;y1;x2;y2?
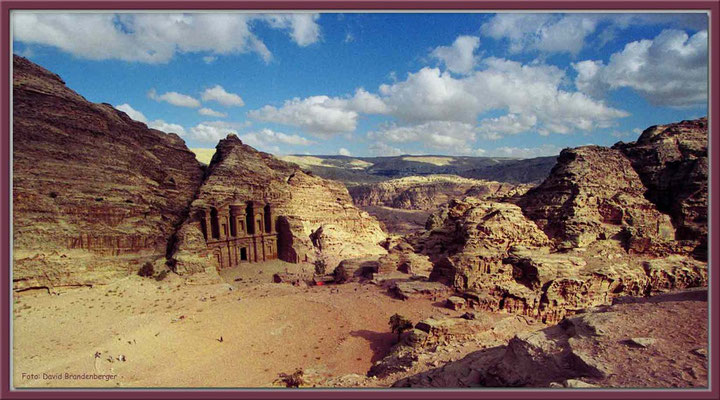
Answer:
349;175;522;211
518;146;676;251
12;55;204;290
369;313;541;380
349;175;532;235
407;196;706;324
417;198;551;289
171;135;387;273
393;289;708;388
613;118;708;259
377;241;433;278
333;257;380;283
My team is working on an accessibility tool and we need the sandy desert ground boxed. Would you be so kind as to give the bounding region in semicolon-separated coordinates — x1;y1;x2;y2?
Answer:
13;259;709;389
13;260;514;388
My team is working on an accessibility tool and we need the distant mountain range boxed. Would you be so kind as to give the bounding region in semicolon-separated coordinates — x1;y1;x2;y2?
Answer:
272;154;559;185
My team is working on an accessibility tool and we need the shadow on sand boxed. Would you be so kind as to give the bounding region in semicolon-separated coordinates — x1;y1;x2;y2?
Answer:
350;330;399;364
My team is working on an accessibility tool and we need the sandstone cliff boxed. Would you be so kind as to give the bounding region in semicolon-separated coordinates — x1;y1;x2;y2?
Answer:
517;146;677;252
613;118;708;259
404;198;705;324
386;118;709;323
519;118;708;259
171;135;387;273
12;55;205;290
348;175;526;211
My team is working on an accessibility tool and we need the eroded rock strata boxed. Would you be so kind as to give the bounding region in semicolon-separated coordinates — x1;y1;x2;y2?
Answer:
13;55;387;289
348;175;526;211
613;118;709;259
13;55;204;290
401;198;705;324
170;134;387;274
392;289;708;388
517;146;676;252
379;118;708;325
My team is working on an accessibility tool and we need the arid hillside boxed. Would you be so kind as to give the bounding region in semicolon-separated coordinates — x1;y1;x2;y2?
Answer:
12;55;387;290
12;55;205;291
277;154;557;186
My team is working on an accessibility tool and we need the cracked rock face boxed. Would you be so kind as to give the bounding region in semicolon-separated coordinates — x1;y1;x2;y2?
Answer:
613;118;708;260
517;145;676;252
12;55;204;290
404;128;708;323
348;175;527;211
393;289;708;388
171;134;387;273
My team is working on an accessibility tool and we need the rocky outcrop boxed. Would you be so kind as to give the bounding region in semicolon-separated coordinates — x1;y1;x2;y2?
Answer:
393;289;708;388
517;146;676;252
416;198;551;289
613;118;708;259
170;135;387;273
348;175;522;211
12;55;204;290
408;197;706;324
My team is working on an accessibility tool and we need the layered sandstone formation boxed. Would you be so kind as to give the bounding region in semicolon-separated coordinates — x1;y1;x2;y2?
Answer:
12;55;204;290
517;146;676;251
404;198;706;324
13;55;388;289
613;118;708;259
348;175;523;211
393;289;708;388
170;135;387;273
389;117;709;323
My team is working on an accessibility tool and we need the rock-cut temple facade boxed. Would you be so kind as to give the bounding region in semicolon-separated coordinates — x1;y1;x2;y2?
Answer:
199;201;278;269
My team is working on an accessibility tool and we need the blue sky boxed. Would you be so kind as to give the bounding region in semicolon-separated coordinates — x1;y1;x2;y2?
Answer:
12;12;708;158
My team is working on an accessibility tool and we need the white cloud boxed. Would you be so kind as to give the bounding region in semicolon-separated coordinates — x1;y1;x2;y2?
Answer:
148;88;201;108
368;121;481;155
186;121;239;143
201;85;245;107
477;113;538;139
379;67;480;123
259;14;321;47
430;35;480;74
338;147;352;156
248;88;388;137
481;14;596;54
12;12;321;64
488;144;562;159
198;107;228;117
378;59;627;135
115;103;147;123
249;96;357;137
342;88;390;114
203;55;217;64
239;128;312;153
148;120;186;135
573;29;708;107
115;103;185;135
480;13;707;55
252;55;627;140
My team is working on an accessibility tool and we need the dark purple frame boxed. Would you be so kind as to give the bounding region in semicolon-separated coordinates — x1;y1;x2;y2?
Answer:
1;1;718;399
